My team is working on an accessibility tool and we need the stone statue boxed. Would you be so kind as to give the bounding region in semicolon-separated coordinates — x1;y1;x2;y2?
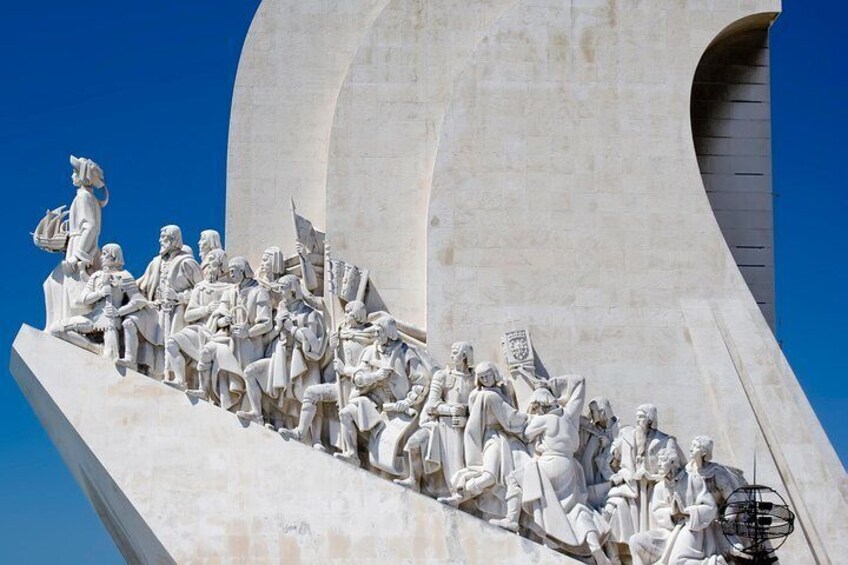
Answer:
438;362;529;518
394;341;475;495
628;445;729;565
237;274;326;427
278;300;373;449
191;257;272;410
257;246;286;289
198;229;223;263
333;315;427;466
604;404;684;560
51;244;154;360
578;397;620;509
164;249;230;389
125;225;202;374
43;155;108;329
490;379;611;565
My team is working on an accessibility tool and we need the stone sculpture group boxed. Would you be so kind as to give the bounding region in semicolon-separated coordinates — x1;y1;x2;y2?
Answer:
35;156;757;565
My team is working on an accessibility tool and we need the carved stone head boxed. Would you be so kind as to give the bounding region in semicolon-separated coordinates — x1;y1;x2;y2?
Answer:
473;361;502;388
100;243;124;271
228;257;254;284
528;387;557;415
198;230;222;261
449;341;474;372
276;274;302;306
259;246;286;281
373;315;399;345
588;397;614;426
201;249;228;282
689;435;714;464
159;225;184;256
657;445;681;479
69;155;105;189
343;300;367;326
635;403;658;431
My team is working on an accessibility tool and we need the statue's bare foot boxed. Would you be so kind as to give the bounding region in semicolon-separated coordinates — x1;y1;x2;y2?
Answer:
278;428;301;441
185;389;208;401
437;494;465;507
236;410;262;424
489;518;519;532
333;452;360;467
115;358;137;371
393;477;420;492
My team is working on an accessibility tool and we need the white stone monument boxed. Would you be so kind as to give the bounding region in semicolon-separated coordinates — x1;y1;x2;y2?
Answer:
11;0;848;563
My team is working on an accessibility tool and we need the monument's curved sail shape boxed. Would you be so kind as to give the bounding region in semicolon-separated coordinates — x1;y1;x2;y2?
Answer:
427;1;844;562
226;0;389;263
691;15;776;329
325;0;520;326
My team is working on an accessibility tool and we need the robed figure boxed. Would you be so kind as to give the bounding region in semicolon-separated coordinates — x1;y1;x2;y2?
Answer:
43;156;108;330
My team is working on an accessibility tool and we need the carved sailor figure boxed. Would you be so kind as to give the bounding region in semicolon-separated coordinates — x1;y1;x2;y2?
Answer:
490;379;612;565
52;243;154;360
237;274;326;427
278;300;373;449
333;315;427;466
120;225;202;374
163;248;229;389
394;341;475;495
191;257;272;411
42;155;108;328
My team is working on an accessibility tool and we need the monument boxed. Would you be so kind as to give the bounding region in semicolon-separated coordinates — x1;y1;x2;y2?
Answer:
10;1;848;563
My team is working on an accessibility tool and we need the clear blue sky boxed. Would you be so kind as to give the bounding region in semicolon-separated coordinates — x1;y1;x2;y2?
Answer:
0;1;844;562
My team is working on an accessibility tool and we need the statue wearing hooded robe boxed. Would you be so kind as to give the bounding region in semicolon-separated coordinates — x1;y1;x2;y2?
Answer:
578;397;620;509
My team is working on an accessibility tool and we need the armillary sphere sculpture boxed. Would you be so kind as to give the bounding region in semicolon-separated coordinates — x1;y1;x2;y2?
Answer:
719;485;795;565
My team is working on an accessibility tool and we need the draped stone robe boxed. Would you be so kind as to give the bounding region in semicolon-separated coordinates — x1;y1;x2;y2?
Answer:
44;187;103;328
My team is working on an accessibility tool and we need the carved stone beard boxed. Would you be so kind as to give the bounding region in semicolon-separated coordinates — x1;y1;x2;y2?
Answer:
635;423;648;458
160;242;178;257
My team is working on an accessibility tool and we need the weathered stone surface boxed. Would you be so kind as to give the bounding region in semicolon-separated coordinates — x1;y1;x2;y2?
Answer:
11;325;577;564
